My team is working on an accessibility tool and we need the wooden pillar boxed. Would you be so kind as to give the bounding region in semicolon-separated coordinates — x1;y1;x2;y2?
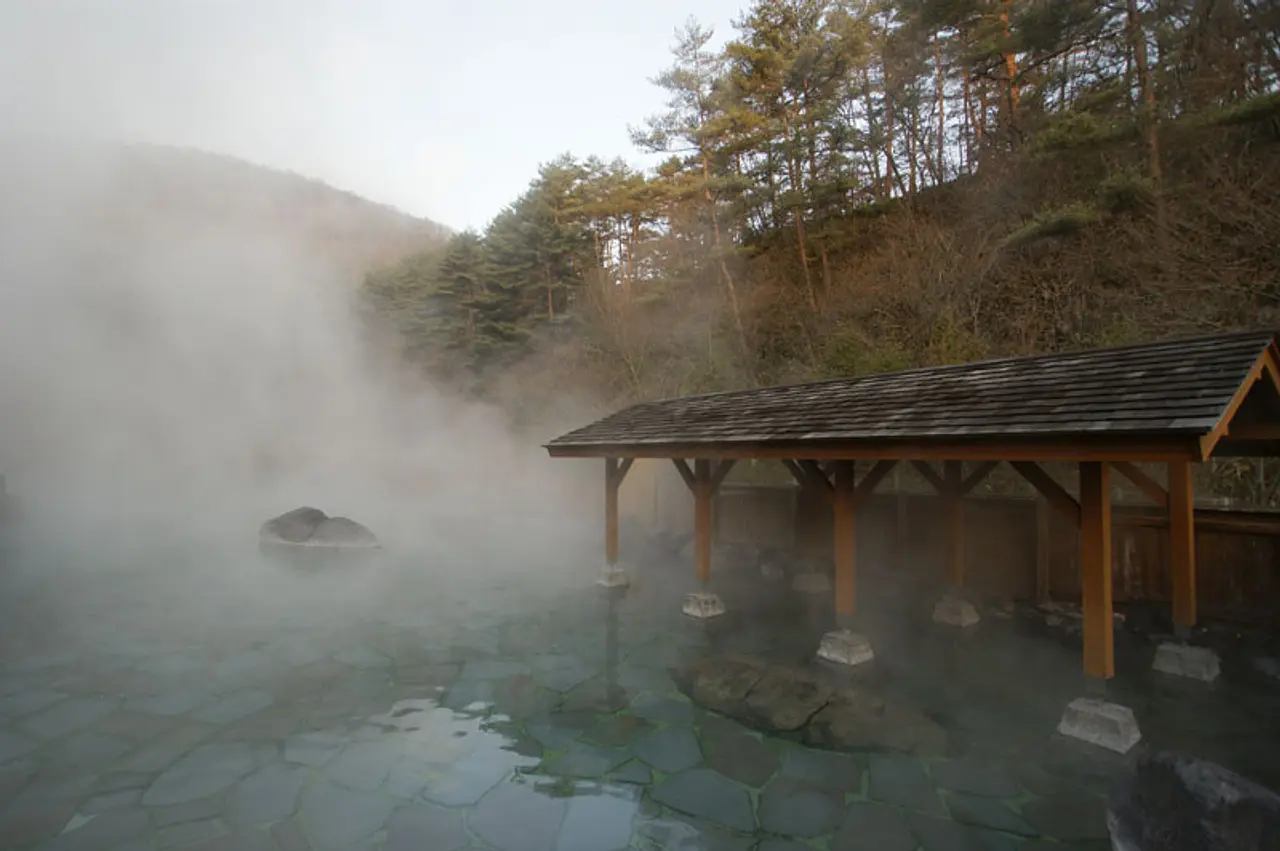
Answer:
605;458;620;567
1035;495;1051;603
832;461;856;617
1079;461;1115;680
1168;460;1197;630
694;459;713;585
894;465;907;565
944;461;964;588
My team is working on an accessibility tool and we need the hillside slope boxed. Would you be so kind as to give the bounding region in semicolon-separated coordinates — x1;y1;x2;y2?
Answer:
0;139;450;287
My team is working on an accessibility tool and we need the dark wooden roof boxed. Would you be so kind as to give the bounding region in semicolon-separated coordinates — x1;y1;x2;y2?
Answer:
546;330;1280;459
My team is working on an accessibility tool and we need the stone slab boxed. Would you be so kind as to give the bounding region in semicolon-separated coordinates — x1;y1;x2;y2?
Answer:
596;565;630;588
932;595;981;628
1056;697;1141;754
816;629;874;667
682;592;726;619
1152;642;1221;682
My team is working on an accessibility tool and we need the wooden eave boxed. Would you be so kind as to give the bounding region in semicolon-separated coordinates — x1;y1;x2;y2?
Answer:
543;434;1204;463
544;333;1280;464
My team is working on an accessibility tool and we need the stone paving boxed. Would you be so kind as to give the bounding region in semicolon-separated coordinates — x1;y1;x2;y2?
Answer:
1;539;1279;851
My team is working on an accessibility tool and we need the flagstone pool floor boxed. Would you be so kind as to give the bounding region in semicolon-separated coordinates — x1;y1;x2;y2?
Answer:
2;545;1278;851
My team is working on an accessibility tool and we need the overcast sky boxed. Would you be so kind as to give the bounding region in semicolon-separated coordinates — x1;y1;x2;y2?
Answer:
0;0;747;231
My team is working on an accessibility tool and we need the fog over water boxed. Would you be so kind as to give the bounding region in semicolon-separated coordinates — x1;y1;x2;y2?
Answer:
0;136;605;645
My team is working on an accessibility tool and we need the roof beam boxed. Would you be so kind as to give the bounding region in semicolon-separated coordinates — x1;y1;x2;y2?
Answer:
547;438;1200;463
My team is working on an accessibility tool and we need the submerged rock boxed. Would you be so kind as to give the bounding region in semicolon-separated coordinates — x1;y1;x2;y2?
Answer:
1107;751;1280;851
672;656;945;757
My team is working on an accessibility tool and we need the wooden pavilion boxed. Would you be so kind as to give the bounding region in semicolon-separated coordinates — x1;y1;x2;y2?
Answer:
544;330;1280;683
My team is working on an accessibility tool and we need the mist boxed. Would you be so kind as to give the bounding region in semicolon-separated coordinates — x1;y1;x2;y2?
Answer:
0;135;603;650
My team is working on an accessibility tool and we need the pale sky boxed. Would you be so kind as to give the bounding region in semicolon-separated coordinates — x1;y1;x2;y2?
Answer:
0;0;747;231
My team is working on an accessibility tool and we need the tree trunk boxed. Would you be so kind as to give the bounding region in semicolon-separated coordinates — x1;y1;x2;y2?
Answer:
862;65;883;199
702;150;751;360
884;89;897;198
963;69;974;172
1000;0;1020;146
1126;0;1162;187
782;108;818;313
936;34;947;181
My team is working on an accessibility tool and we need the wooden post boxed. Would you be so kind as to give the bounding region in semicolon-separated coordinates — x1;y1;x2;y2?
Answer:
832;461;856;617
1035;495;1051;603
1079;461;1115;680
1168;460;1197;630
944;461;964;588
694;459;712;585
894;465;907;560
605;458;620;567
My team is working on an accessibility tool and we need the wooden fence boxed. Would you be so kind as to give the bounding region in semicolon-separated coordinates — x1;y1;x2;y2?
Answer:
704;482;1280;627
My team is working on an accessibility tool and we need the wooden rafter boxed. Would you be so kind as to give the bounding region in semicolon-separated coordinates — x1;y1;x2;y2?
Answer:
911;461;947;493
854;460;897;508
798;460;833;491
1111;461;1167;507
608;457;635;488
780;459;809;489
1199;351;1270;460
1263;347;1280;397
710;459;737;490
1010;461;1081;524
671;458;696;491
960;461;999;494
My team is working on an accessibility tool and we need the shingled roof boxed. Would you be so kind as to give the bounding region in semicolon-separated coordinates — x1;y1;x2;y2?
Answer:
545;330;1280;458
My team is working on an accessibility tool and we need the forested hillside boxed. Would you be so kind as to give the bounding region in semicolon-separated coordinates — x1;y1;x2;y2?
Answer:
360;0;1280;499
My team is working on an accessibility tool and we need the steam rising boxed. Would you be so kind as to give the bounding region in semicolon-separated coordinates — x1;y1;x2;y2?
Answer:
0;137;600;644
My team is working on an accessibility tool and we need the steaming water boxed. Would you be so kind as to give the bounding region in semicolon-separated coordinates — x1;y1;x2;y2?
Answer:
3;140;1279;849
4;537;1280;850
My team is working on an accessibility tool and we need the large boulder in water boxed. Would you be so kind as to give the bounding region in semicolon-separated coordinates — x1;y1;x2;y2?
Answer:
1107;751;1280;851
672;655;946;756
260;506;328;544
259;507;380;568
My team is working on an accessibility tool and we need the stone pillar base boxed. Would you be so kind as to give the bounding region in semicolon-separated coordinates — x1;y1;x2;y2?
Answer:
1152;642;1220;682
932;593;981;628
816;629;875;667
596;565;630;588
792;572;832;594
1056;697;1142;753
682;592;726;619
